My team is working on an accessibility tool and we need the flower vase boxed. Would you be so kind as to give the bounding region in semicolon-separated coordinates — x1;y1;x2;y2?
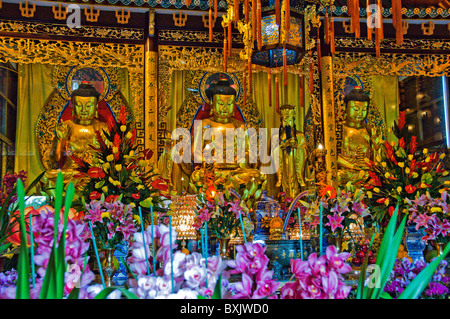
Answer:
101;248;117;287
435;242;446;257
328;235;343;253
218;238;230;259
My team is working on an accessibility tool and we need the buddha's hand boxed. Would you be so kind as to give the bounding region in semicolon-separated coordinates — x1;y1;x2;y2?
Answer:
55;122;69;139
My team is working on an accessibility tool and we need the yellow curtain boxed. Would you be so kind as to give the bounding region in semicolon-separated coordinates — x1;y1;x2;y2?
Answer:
15;63;53;184
371;75;400;142
167;70;186;133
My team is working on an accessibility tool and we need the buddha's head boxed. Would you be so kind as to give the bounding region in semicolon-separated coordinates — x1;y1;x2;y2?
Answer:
71;83;101;124
205;79;237;121
343;86;370;127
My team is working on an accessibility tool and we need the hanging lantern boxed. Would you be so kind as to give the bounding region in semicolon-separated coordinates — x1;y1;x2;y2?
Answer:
205;183;217;202
250;0;306;69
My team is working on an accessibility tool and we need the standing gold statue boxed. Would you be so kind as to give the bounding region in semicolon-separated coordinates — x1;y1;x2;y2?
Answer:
275;104;309;198
337;86;377;186
189;79;264;191
43;83;109;189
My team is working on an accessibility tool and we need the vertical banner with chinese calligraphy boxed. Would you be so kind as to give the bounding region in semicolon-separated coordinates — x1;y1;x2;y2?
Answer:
145;37;158;165
320;56;337;186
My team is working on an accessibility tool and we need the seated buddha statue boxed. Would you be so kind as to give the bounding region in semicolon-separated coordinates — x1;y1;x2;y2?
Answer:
42;83;109;190
275;104;309;198
337;86;376;186
189;79;264;191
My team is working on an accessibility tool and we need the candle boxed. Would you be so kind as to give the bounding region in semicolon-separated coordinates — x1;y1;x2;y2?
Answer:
285;0;290;42
29;214;35;288
319;202;323;255
245;0;249;22
88;221;105;289
275;75;279;113
139;207;151;276
257;0;261;50
169;215;175;293
214;0;217;19
297;208;303;260
150;204;156;275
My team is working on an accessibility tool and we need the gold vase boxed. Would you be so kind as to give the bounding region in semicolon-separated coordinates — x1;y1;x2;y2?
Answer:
435;242;446;257
101;248;116;287
218;238;230;259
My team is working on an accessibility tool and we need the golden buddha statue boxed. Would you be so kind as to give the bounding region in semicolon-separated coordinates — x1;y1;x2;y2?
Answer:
275;104;309;198
43;83;109;190
189;79;264;190
337;86;376;186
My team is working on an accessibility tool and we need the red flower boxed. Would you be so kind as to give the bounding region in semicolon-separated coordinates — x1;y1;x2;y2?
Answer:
114;133;121;147
105;195;120;203
384;141;397;165
368;171;382;186
107;115;116;130
70;155;86;168
405;184;416;194
388;206;395;217
399;137;406;150
87;167;105;179
376;198;387;204
95;130;108;150
126;164;137;170
90;191;102;200
119;105;127;125
130;128;137;145
409;136;417;154
397;111;406;131
320;185;337;199
151;179;169;192
131;193;140;199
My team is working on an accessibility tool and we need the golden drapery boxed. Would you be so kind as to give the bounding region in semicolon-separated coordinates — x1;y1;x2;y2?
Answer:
14;63;132;184
371;74;400;141
15;63;53;184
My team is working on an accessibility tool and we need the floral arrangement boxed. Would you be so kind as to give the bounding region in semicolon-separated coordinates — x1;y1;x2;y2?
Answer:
407;191;450;244
226;242;278;299
276;191;307;232
72;105;167;222
280;245;352;299
364;111;450;226
0;207;96;299
127;223;227;298
303;186;369;238
84;196;137;250
0;171;27;209
193;191;252;239
384;257;450;299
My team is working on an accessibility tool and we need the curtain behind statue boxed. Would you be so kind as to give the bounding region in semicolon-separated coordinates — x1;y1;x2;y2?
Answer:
15;63;53;184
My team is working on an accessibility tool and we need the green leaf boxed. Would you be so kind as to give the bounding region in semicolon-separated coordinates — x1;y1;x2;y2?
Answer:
67;287;80;299
95;180;105;189
212;274;222;299
398;242;450;299
0;243;11;254
15;179;30;299
93;287;139;299
421;172;433;185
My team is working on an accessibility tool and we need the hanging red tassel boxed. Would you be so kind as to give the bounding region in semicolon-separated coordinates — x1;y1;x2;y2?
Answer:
354;0;360;38
214;0;217;19
186;0;191;7
275;75;280;114
257;0;262;50
268;67;272;107
283;47;287;86
234;0;239;22
252;0;257;39
228;22;232;56
209;8;213;42
223;27;228;71
309;58;314;95
330;15;335;55
285;0;290;42
367;0;372;41
299;74;304;107
378;0;384;41
245;0;249;22
275;0;280;25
